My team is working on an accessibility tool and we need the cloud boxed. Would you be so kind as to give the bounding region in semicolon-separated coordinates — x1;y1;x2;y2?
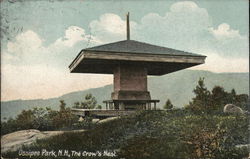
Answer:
1;64;112;101
52;26;101;48
191;53;249;73
2;26;101;66
170;1;199;12
89;13;137;43
134;1;211;53
210;23;240;39
7;30;44;54
209;23;248;57
53;26;87;48
133;1;247;58
1;26;113;101
5;30;48;65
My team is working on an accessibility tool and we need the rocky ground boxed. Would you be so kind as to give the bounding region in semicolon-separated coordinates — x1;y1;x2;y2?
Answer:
1;129;85;153
1;117;118;153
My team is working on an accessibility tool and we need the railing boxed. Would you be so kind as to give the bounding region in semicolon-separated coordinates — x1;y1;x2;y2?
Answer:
103;99;160;110
71;108;136;118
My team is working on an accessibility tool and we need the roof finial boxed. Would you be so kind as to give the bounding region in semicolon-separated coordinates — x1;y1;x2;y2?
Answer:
126;12;130;40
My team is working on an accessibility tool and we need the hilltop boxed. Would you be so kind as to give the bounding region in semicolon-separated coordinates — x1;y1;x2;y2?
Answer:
2;110;249;159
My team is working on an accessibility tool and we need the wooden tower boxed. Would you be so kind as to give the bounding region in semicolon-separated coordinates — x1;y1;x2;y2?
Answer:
69;13;206;110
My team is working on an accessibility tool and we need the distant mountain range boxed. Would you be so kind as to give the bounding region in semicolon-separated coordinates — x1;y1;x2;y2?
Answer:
1;70;249;120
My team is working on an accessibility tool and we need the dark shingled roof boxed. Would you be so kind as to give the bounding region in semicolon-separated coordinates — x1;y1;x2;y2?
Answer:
69;39;206;75
84;40;203;57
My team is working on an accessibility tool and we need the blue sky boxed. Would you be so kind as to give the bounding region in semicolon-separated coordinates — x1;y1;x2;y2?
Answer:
0;0;249;101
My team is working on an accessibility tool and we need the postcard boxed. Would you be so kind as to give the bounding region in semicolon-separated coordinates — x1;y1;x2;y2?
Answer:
1;0;249;159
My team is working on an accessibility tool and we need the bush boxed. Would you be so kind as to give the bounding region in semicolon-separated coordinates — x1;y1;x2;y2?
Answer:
73;93;100;109
2;110;249;159
163;99;174;110
1;101;79;135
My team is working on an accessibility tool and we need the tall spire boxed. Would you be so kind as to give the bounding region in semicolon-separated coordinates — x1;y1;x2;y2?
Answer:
126;12;130;40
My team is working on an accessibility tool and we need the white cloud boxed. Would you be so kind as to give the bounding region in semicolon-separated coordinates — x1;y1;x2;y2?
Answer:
135;1;211;52
89;13;137;43
53;26;87;47
191;53;249;73
7;30;44;54
52;26;101;48
1;51;18;61
208;23;248;57
6;30;47;59
3;26;101;66
1;64;112;101
134;1;248;58
210;23;241;39
170;1;199;12
3;30;48;65
1;26;110;101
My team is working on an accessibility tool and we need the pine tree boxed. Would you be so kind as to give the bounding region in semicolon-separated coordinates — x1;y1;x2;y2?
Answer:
73;102;80;109
211;86;227;110
74;94;98;109
186;77;211;111
164;99;174;110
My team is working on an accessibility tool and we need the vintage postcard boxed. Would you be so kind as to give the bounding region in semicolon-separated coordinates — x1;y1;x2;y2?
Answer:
1;0;249;159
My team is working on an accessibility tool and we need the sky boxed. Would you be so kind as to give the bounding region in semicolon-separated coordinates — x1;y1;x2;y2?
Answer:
0;0;249;101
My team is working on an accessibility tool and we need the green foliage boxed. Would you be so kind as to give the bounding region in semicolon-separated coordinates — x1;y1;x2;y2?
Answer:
1;101;79;135
96;105;102;109
1;93;104;135
1;108;52;135
186;77;212;112
1;118;18;135
15;109;36;130
163;99;174;109
49;100;78;129
73;93;99;109
1;79;249;159
186;77;249;113
3;110;249;159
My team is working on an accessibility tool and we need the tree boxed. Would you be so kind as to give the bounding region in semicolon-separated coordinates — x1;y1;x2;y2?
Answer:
59;100;66;111
230;89;236;98
15;109;35;130
211;86;227;111
235;94;249;111
186;78;249;113
164;99;174;110
50;100;78;129
73;102;80;108
96;105;102;109
186;77;211;112
73;93;98;109
32;107;49;130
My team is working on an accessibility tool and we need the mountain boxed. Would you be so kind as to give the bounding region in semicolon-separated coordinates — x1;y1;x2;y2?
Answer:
1;70;249;120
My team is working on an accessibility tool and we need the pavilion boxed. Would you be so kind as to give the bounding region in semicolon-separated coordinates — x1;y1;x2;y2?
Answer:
69;13;206;111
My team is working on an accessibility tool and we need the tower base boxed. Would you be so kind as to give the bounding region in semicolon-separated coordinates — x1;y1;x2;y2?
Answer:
112;90;151;100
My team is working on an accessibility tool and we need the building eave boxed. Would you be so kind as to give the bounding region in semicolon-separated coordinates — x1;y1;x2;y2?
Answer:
69;50;206;75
